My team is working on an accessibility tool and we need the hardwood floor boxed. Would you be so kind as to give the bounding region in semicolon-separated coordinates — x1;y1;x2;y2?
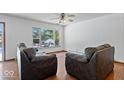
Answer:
46;52;76;80
0;52;124;80
106;62;124;80
0;60;19;80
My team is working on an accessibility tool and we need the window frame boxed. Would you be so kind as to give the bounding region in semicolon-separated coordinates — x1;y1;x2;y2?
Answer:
32;27;60;48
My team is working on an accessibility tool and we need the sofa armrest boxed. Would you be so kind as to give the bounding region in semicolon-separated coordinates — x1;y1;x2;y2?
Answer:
66;52;88;63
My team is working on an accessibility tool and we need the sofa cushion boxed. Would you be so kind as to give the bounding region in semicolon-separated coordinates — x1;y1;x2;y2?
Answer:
66;52;88;62
23;48;36;60
31;54;56;63
85;47;97;61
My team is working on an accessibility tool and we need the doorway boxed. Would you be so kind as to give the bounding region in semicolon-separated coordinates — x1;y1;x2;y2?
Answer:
0;22;5;61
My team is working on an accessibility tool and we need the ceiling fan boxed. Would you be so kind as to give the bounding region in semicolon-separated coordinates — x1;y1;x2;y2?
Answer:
50;13;76;24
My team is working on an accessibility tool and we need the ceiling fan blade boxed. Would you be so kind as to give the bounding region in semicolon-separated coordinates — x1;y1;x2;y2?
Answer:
67;14;75;17
49;17;60;20
68;19;74;22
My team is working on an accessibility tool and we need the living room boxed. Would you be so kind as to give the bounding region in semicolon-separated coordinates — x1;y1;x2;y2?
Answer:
0;13;124;80
1;0;124;93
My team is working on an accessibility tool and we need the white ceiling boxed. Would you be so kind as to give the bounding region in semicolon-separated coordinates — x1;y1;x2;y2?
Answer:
7;13;111;26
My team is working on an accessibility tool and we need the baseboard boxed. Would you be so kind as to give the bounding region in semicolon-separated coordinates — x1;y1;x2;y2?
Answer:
114;60;124;64
5;58;15;62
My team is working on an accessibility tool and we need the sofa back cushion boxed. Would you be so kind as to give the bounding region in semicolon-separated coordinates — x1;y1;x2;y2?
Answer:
85;44;111;61
96;45;105;50
18;43;27;51
103;44;111;48
23;48;36;60
85;47;97;61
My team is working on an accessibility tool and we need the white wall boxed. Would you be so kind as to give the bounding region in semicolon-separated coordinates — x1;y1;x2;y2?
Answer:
0;14;64;60
65;14;124;62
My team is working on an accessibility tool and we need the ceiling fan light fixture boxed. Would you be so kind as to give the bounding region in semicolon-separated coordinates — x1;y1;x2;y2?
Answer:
50;13;75;25
59;19;66;23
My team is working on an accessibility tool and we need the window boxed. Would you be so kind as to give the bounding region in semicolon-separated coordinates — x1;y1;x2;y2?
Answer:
0;22;5;61
32;27;60;48
32;27;40;46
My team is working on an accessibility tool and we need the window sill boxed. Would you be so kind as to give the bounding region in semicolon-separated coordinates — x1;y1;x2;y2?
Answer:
33;45;61;49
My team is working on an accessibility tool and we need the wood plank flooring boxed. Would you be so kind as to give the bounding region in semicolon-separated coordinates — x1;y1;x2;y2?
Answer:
0;52;124;80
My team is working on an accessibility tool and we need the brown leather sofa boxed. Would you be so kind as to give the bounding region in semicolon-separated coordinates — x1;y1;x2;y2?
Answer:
17;43;57;80
65;44;115;80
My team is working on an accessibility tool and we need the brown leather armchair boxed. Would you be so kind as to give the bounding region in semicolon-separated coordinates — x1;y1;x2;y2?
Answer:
17;43;57;80
65;44;115;80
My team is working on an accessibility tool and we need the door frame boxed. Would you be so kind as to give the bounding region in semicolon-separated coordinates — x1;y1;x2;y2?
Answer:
0;22;6;61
